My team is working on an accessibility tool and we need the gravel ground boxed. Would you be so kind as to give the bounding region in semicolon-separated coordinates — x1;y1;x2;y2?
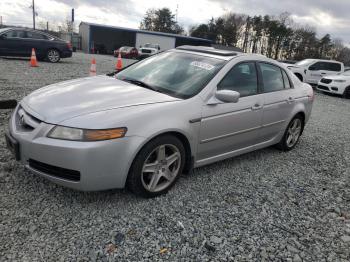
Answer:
1;53;350;261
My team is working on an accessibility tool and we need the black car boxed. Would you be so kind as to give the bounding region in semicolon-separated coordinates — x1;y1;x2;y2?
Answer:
0;28;72;63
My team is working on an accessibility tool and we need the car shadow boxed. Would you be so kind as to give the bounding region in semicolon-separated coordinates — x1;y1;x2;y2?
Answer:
0;56;29;61
315;89;344;98
13;143;298;205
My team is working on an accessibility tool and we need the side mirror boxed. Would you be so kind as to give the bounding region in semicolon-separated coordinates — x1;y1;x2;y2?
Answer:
208;90;240;105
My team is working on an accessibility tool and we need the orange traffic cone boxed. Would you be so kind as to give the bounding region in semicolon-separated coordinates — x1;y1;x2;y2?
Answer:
89;58;96;76
116;51;123;70
30;48;38;67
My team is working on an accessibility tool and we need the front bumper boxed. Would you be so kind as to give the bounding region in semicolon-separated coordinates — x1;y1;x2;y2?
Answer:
6;105;143;191
317;83;346;95
61;50;73;58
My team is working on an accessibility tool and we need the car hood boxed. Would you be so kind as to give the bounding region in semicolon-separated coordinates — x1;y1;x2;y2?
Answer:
282;63;301;69
323;74;350;80
21;75;180;124
140;48;157;51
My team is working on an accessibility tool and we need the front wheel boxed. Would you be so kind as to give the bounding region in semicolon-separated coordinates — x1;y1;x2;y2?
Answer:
276;115;304;151
343;86;350;99
46;49;60;63
127;135;185;197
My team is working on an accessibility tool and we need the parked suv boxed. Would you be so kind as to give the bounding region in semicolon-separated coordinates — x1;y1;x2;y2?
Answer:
317;70;350;98
0;28;72;63
283;59;344;85
138;43;160;59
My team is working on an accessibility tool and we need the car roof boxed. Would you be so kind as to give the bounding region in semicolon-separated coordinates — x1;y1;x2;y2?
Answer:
300;58;342;64
175;45;270;61
1;27;58;39
176;45;239;58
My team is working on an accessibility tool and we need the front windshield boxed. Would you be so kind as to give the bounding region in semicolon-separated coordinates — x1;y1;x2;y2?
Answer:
295;59;314;66
116;51;225;99
143;43;157;48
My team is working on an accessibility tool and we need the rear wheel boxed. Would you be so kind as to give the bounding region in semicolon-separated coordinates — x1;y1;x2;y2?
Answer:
343;86;350;99
276;115;304;151
46;49;60;63
127;135;185;197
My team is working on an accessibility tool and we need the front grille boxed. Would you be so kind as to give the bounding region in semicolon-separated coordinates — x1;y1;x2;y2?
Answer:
141;49;152;54
15;106;42;132
321;78;332;84
29;159;81;182
317;85;329;91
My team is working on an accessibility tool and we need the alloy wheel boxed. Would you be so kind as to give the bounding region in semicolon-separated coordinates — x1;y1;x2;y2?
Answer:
141;144;181;192
286;118;302;148
47;49;60;63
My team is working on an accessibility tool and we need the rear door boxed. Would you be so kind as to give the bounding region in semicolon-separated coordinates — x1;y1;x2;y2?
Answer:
25;31;50;57
259;62;295;141
323;62;342;76
197;61;264;162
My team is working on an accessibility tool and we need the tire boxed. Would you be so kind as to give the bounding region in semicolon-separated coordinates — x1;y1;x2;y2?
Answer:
46;49;60;63
343;86;350;99
276;115;304;151
127;135;185;198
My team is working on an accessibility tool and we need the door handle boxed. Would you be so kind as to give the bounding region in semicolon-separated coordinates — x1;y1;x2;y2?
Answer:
321;72;326;75
251;104;263;110
286;97;295;103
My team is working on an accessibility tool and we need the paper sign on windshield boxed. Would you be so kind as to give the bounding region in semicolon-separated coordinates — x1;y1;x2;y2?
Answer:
190;61;215;71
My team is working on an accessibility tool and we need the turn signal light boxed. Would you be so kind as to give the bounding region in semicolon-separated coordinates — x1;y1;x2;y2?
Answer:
84;128;127;141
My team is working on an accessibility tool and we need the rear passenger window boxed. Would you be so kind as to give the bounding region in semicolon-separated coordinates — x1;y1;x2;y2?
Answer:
259;63;284;92
282;70;291;89
326;62;341;72
218;62;258;97
26;31;48;40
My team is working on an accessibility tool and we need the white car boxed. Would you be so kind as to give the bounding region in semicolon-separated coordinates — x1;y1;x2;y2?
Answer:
317;71;350;98
138;43;160;58
283;59;344;85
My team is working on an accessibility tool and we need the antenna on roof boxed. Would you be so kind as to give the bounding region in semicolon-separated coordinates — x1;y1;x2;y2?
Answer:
175;4;179;23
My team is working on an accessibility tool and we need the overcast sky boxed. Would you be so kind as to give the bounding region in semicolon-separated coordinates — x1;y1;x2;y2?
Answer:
1;0;349;44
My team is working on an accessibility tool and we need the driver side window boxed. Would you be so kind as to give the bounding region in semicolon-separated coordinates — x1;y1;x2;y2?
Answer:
5;30;26;38
309;62;323;71
217;62;258;97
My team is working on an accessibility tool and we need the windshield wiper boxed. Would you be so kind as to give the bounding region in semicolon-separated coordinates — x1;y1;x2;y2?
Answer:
121;78;158;92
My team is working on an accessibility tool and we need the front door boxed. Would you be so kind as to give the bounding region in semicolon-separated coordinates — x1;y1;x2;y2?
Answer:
0;30;28;56
197;62;264;162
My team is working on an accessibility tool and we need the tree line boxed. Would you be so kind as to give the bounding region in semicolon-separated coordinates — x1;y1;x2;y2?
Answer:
140;8;350;65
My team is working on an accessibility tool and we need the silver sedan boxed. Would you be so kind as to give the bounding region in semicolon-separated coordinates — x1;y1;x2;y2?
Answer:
5;46;314;197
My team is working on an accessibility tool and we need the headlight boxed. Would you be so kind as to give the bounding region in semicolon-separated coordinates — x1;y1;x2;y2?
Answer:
48;126;127;141
334;80;346;83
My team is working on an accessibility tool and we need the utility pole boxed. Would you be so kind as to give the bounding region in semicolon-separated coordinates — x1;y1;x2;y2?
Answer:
175;4;179;23
46;21;49;31
0;16;3;27
32;0;35;29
